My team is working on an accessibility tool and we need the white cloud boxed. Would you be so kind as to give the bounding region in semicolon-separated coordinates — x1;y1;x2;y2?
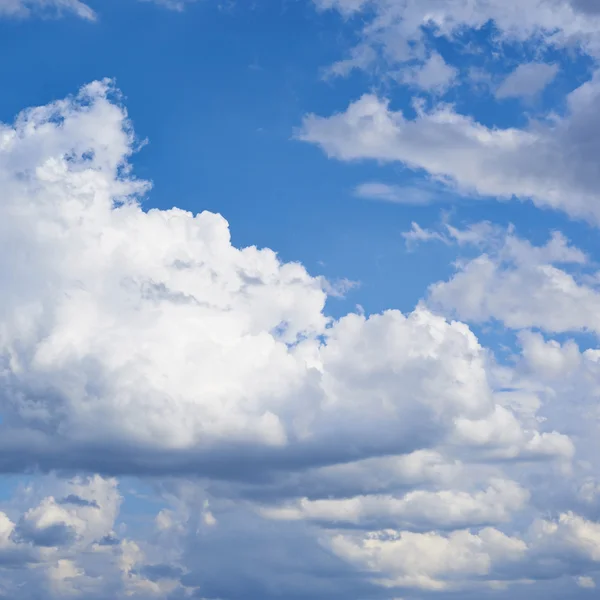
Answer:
425;227;600;335
329;525;528;591
298;72;600;222
261;479;529;529
325;510;600;592
324;43;378;79
314;0;600;66
399;52;458;94
2;82;600;599
0;0;95;19
139;0;199;11
15;476;120;548
496;62;559;99
355;182;437;204
0;0;203;19
0;81;562;481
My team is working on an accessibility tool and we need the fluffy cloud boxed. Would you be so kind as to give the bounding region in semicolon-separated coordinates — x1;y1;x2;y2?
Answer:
0;475;197;598
260;479;530;529
298;71;600;222
329;526;528;591
420;225;600;334
398;52;458;93
315;0;600;67
304;1;600;224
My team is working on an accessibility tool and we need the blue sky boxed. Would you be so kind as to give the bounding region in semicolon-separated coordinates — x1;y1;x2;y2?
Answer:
2;0;600;598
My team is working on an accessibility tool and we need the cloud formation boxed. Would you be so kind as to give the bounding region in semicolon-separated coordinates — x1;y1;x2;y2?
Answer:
298;71;600;222
0;82;599;598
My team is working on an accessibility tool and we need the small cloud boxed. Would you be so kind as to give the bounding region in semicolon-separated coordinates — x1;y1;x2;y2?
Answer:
398;52;458;94
576;575;596;588
323;44;377;79
320;277;360;298
402;222;448;248
496;62;559;100
355;182;436;205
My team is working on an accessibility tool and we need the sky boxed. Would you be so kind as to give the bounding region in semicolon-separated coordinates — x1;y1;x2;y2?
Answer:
3;0;600;598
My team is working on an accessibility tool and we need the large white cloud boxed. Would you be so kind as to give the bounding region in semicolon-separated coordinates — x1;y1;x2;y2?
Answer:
0;0;95;18
0;81;565;480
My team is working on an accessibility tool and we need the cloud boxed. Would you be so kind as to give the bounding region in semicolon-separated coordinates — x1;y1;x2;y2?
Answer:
355;182;437;204
0;475;197;598
314;0;600;67
298;71;600;222
138;0;199;11
399;52;458;94
0;0;203;19
0;81;566;483
496;62;559;100
1;81;599;599
329;525;528;591
424;226;600;335
0;0;95;19
260;479;530;530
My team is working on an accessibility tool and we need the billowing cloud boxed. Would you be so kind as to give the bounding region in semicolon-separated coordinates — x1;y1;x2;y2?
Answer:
0;82;599;599
0;81;564;480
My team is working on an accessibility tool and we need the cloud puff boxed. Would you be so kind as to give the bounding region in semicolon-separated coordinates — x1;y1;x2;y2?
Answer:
422;226;600;335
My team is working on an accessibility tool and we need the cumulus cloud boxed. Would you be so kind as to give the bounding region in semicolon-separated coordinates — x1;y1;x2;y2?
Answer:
0;81;564;481
0;81;599;599
423;226;600;334
0;475;198;598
